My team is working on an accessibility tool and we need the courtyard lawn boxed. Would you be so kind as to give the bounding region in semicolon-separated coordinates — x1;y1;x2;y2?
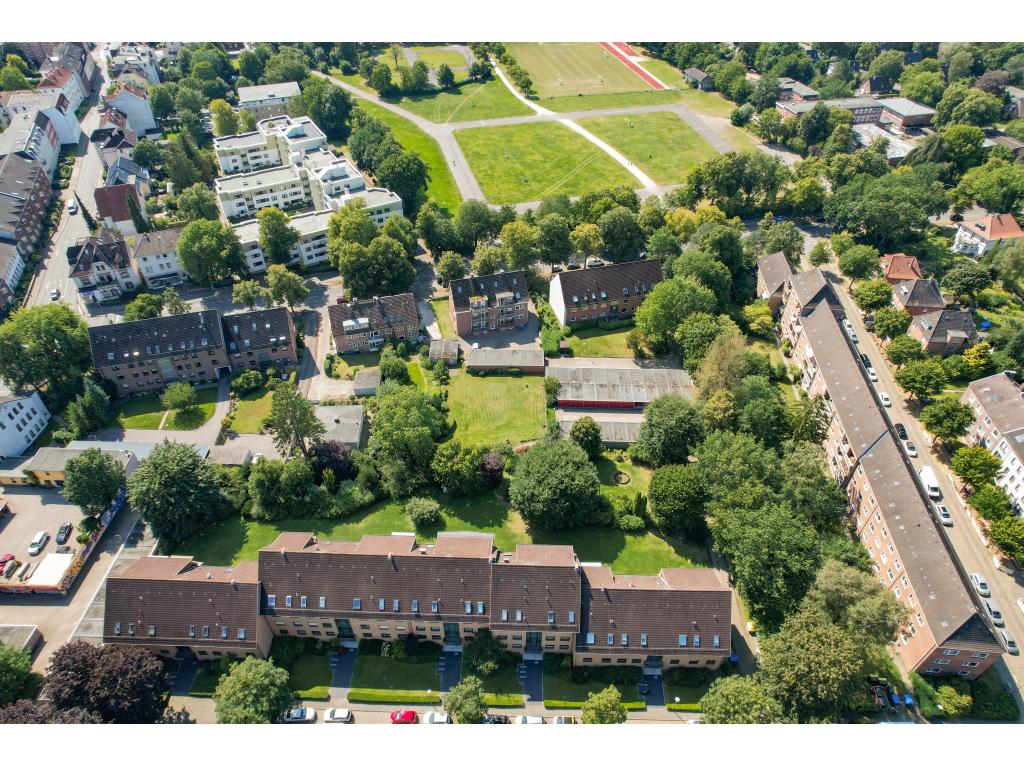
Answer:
289;652;332;700
349;99;461;212
481;664;525;707
596;451;651;506
164;386;219;431
430;298;457;339
455;122;635;204
231;387;273;434
504;42;651;99
188;664;223;698
407;360;428;391
579;112;719;185
333;351;380;379
350;643;441;691
447;370;546;446
566;325;635;358
542;673;642;707
397;78;533;124
535;527;707;574
114;394;166;430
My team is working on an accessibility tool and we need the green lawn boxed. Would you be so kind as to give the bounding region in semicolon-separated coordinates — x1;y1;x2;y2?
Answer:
481;664;524;706
333;351;380;379
637;57;689;90
407;360;427;391
114;394;166;429
396;78;532;124
455;121;635;204
351;645;441;691
505;42;651;99
595;451;651;506
579;112;718;185
543;673;641;704
188;664;223;698
347;98;461;212
232;387;273;434
289;652;332;700
566;325;635;358
164;386;219;431
430;298;457;339
409;46;467;71
447;370;546;446
543;89;685;113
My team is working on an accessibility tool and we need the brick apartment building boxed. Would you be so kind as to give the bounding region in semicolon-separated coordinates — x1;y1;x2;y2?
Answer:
222;307;298;371
0;151;52;306
784;270;1003;679
448;271;530;336
327;293;419;354
548;260;662;327
963;372;1024;513
103;531;733;670
755;251;793;316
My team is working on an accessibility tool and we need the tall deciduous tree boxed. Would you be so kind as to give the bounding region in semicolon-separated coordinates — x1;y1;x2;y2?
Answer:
700;676;786;724
443;675;487;723
894;358;948;402
178;219;243;287
0;644;34;707
266;264;309;310
580;685;628;724
233;279;270;310
0;303;91;403
266;381;324;457
568;416;604;459
919;397;975;444
508;439;606;531
648;463;707;537
629;394;705;467
214;657;292;724
951;445;1003;487
62;448;125;537
257;207;300;265
161;287;188;315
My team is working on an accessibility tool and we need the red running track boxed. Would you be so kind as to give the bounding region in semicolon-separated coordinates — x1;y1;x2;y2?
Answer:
614;42;640;57
598;42;664;90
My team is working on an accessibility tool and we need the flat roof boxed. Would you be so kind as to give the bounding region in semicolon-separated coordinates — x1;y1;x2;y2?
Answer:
233;208;332;243
237;81;300;104
213;131;266;151
215;165;299;193
549;365;693;404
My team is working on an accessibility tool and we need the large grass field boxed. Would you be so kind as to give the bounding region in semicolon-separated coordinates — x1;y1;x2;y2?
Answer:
397;78;532;124
409;46;467;71
446;370;546;446
346;98;461;212
566;325;635;358
429;298;457;339
541;89;685;113
578;112;719;185
505;42;650;99
455;121;635;204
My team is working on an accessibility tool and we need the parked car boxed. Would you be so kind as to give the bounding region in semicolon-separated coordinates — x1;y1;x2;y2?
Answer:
984;599;1005;626
894;423;909;441
323;708;353;723
0;553;14;567
1;558;17;578
847;328;859;343
282;707;315;723
933;503;953;527
904;440;918;458
971;572;991;597
551;265;563;273
391;710;418;724
55;545;73;554
482;714;511;724
422;712;451;724
553;716;576;724
879;392;892;407
49;288;60;301
513;715;545;724
1018;597;1024;616
585;257;605;268
27;531;49;556
866;366;878;382
859;353;870;366
56;523;73;545
999;629;1019;654
67;198;77;214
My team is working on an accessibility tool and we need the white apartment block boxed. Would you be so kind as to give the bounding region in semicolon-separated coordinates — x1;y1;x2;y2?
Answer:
963;372;1024;514
105;84;157;135
0;388;51;460
0;111;61;179
1;91;83;146
129;227;186;289
213;115;325;175
233;209;333;274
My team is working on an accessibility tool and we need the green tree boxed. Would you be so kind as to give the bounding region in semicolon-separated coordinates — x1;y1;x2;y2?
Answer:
886;334;927;366
62;448;125;538
161;287;188;316
920;397;975;444
825;170;947;249
178;219;242;287
368;385;447;497
123;293;164;321
257;207;300;265
954;158;1024;213
570;222;603;258
873;307;912;339
233;279;269;310
208;98;238;136
499;220;539;270
598;206;645;262
568;416;604;459
942;124;986;174
381;215;417;258
261;46;309;84
780;441;848;533
942;262;992;303
700;676;786;724
648;463;706;537
634;277;717;350
951;446;1003;487
161;381;198;413
851;278;893;311
430;440;486;496
470;244;503;276
900;70;946;106
443;675;487;723
266;381;324;457
0;63;30;90
837;244;881;280
671;250;732;308
971;483;1014;522
629;394;705;467
537;213;572;265
266;264;309;310
436;63;456;90
436;251;466;284
894;358;948;402
580;685;628;724
808;241;832;267
331;237;415;298
327;202;378;247
802;559;906;644
376;150;429;211
0;644;34;707
787;394;831;445
65;379;111;439
214;657;292;724
869;49;905;82
0;303;91;402
990;516;1024;562
127;441;227;548
508;440;606;531
132;139;164;170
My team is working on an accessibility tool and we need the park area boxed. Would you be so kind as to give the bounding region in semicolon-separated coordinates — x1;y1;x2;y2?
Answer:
396;78;532;123
578;112;719;185
446;370;546;446
113;385;219;431
455;121;635;204
504;42;652;99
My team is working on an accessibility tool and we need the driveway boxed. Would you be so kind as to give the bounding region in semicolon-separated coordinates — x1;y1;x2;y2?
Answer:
520;659;543;703
438;651;462;692
329;648;357;700
640;672;666;707
170;659;199;695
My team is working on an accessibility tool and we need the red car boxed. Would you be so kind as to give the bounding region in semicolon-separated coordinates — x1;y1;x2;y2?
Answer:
0;554;15;566
390;710;418;724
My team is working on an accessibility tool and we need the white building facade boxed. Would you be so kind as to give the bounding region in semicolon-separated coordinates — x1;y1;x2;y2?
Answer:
0;390;51;460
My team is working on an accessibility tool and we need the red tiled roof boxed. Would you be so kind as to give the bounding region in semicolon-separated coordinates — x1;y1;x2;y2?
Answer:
94;184;140;224
881;253;923;282
38;67;73;89
961;214;1024;242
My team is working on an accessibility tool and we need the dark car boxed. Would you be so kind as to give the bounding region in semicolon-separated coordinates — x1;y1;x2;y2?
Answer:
893;423;908;441
56;523;73;545
859;353;870;366
483;714;511;724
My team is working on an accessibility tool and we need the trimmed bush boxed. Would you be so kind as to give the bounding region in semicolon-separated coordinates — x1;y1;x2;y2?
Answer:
347;689;441;704
969;669;1020;721
405;496;442;527
666;702;702;712
231;369;265;393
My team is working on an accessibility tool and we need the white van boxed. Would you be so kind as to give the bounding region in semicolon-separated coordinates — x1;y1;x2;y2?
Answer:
999;629;1019;655
27;530;49;556
919;466;941;500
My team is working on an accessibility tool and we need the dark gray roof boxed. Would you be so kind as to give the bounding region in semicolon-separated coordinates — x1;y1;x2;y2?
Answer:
327;293;418;336
684;67;710;81
912;309;978;346
428;338;459;362
68;229;130;279
131;227;183;259
222;307;293;354
105;155;149;187
552;260;662;307
788;268;831;307
466;347;545;369
893;279;944;312
88;309;225;368
549;365;693;404
315;404;367;447
558;417;641;445
449;271;527;312
756;251;793;296
0;151;47;243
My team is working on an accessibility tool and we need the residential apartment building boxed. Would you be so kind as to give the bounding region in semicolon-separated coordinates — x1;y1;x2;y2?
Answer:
105;84;157;136
449;271;529;335
222;307;298;371
233;209;331;274
103;531;732;669
109;45;161;86
0;151;53;305
963;372;1024;512
548;260;662;327
97;127;138;171
0;110;62;179
94;184;148;236
39;42;95;97
0;91;82;146
68;229;141;302
129;227;186;289
236;81;300;120
778;268;842;349
89;310;228;394
909;308;978;356
880;253;923;284
755;251;794;316
327;293;419;354
213;115;323;174
0;388;50;461
785;279;1003;679
37;67;87;113
953;213;1024;258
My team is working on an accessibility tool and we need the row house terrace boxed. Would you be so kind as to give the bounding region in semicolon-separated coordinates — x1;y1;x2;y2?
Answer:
448;271;529;335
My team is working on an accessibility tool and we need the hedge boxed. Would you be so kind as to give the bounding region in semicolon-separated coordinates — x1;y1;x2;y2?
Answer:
666;702;702;712
294;685;330;701
544;699;646;711
347;688;441;705
483;693;524;707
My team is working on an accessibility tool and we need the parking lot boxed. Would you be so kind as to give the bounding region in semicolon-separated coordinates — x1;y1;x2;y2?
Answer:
0;486;84;581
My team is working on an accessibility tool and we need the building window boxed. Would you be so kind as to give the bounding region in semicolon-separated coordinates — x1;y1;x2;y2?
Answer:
693;635;701;648
411;600;419;612
713;634;721;648
319;596;326;609
943;650;960;656
476;601;485;615
267;595;276;607
300;596;307;608
431;600;439;612
586;632;595;644
568;611;576;623
393;599;400;612
679;634;687;647
465;601;472;614
501;609;508;621
607;634;614;645
547;610;555;623
238;629;246;640
202;626;209;638
640;633;648;647
378;598;386;611
114;623;121;636
285;595;292;608
352;598;361;610
621;634;628;646
221;627;228;639
516;610;523;622
189;625;195;638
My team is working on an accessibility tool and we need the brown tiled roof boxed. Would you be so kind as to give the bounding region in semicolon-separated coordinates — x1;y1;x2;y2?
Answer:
551;260;662;309
893;279;944;312
130;227;182;260
756;251;793;295
449;270;528;312
881;253;923;282
38;67;74;89
103;557;261;650
88;309;225;369
490;554;582;631
578;566;731;655
960;213;1024;243
0;151;48;243
94;184;141;225
327;293;418;337
222;306;294;355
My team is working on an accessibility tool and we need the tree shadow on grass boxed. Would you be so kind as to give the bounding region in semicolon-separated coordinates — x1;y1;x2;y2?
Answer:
167;405;206;430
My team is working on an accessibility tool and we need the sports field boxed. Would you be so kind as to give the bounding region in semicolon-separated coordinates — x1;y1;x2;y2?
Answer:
505;42;652;98
578;112;720;185
454;121;635;204
398;78;532;123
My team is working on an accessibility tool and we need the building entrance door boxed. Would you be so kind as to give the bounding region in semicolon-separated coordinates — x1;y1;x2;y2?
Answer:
443;623;461;644
525;632;542;652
